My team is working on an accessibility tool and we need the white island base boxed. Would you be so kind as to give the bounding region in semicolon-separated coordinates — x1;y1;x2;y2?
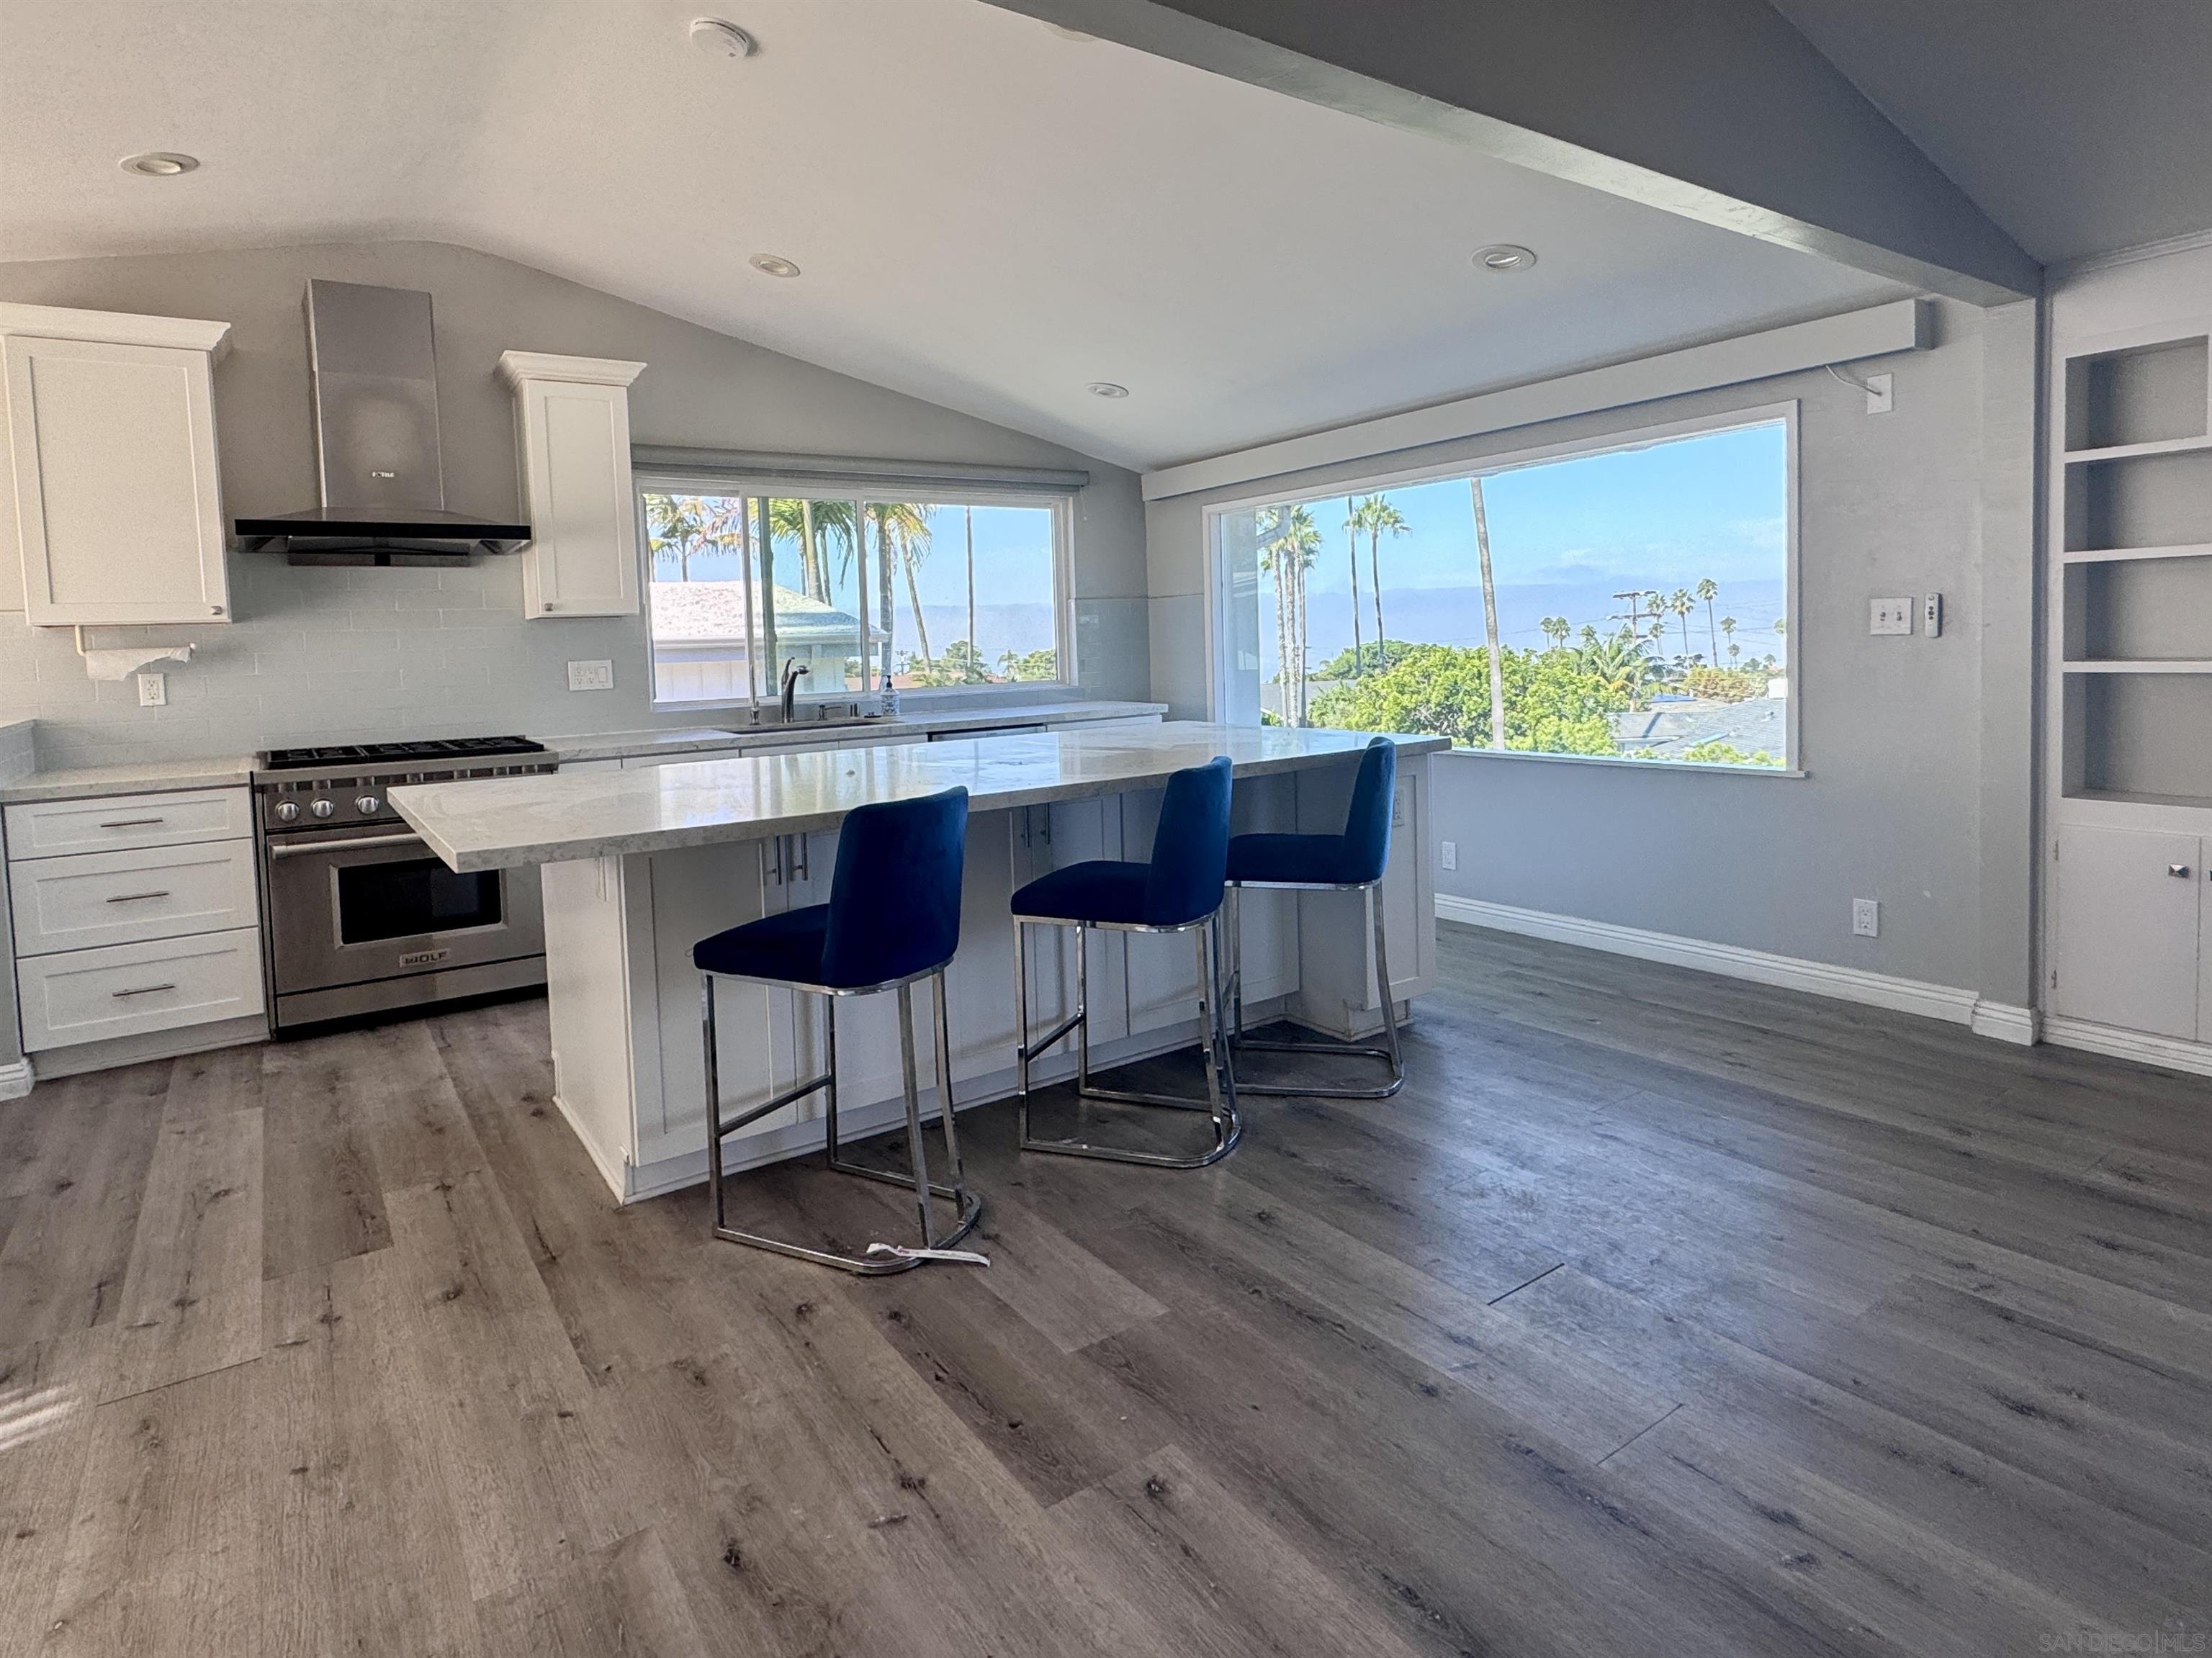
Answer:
387;725;1442;1204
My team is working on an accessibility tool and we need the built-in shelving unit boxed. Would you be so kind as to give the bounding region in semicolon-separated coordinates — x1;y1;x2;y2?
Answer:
2053;320;2212;809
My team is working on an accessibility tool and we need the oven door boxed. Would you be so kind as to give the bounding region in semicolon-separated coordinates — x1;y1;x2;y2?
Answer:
265;828;544;995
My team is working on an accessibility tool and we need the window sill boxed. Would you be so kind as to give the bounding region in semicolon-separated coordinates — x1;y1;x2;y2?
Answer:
1434;745;1807;779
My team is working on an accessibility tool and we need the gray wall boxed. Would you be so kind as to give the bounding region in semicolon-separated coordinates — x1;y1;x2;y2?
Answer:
1148;297;2039;1003
0;240;1151;768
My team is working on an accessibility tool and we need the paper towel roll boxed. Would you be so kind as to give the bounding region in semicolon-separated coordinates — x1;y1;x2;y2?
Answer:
81;644;194;682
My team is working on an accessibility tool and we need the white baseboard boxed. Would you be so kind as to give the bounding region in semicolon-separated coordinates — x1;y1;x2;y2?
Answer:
0;1058;32;1100
1970;1001;2041;1046
1437;894;2033;1042
2041;1016;2212;1080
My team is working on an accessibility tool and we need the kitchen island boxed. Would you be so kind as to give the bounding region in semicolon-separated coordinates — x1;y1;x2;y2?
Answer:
390;722;1447;1202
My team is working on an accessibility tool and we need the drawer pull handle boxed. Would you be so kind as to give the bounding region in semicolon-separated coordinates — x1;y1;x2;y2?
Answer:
104;890;172;904
110;982;176;999
2172;864;2193;878
97;817;167;829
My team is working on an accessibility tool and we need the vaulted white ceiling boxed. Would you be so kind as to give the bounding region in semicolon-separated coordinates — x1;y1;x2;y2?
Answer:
0;0;1907;469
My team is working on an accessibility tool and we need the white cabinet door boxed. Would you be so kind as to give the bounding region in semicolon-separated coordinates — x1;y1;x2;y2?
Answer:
4;332;230;626
499;353;645;619
18;926;264;1053
2053;824;2201;1037
3;786;253;859
10;837;258;957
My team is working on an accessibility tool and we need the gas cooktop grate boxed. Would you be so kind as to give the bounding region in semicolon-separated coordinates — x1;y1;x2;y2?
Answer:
260;736;547;771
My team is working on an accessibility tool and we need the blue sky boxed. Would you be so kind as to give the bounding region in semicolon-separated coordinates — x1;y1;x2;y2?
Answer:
1254;419;1791;663
1298;420;1788;593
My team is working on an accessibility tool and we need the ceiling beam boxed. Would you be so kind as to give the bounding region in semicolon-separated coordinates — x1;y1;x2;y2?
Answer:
986;0;2040;305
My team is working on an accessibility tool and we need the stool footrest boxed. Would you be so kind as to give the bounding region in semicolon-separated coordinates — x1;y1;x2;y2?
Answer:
714;1071;834;1137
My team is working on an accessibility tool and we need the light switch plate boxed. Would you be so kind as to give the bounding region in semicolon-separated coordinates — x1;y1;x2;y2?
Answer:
1870;598;1915;636
567;659;615;692
1923;593;1943;637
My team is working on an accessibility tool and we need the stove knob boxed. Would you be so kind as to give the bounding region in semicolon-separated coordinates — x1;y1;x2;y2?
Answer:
355;795;382;815
310;798;335;820
274;800;300;823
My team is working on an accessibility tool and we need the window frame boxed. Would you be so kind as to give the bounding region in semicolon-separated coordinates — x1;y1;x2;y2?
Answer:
634;469;1079;711
1201;400;1802;775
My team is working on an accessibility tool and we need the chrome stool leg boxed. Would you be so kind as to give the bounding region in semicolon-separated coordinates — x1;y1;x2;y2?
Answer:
1224;881;1406;1100
1015;913;1243;1168
703;970;983;1274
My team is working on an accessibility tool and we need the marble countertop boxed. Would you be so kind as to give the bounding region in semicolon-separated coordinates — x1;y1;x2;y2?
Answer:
539;700;1166;764
0;753;260;805
392;722;1445;872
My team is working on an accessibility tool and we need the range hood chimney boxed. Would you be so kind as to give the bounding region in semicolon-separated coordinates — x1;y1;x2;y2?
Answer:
233;279;530;565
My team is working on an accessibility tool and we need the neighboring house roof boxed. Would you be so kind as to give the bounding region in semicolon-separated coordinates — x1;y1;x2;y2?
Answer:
1611;695;1786;758
648;581;882;646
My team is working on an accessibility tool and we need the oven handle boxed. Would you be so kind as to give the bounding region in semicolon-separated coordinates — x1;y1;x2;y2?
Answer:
268;830;428;860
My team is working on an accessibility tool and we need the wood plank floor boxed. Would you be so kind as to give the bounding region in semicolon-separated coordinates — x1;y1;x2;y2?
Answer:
3;921;2211;1656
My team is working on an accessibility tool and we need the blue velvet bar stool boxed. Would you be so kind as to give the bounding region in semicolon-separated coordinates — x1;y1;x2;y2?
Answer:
1223;736;1405;1099
694;786;983;1274
1011;755;1241;1168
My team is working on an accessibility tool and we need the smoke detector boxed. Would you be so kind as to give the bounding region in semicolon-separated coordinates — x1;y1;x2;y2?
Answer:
689;18;756;58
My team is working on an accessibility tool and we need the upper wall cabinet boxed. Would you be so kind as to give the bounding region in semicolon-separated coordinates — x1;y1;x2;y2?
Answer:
498;351;647;619
0;304;233;626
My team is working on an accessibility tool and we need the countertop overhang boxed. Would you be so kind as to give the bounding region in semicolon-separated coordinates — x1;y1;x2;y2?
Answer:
390;722;1447;873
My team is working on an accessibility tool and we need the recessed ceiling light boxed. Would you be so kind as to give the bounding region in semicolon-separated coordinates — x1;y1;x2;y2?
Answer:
1085;382;1130;399
1473;243;1537;273
120;152;198;177
749;253;801;279
689;17;756;58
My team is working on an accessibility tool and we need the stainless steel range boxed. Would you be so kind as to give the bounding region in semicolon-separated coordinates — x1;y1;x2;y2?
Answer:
254;736;555;1033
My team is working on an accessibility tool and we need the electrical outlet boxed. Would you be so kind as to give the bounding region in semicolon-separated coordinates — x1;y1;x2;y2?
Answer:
136;672;166;708
1439;839;1457;872
1869;598;1915;636
1851;898;1880;938
1923;593;1944;638
566;659;615;692
1863;372;1894;415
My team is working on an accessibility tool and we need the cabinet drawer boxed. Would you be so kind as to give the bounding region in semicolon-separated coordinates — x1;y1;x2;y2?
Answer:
4;787;251;858
9;837;258;957
17;927;264;1053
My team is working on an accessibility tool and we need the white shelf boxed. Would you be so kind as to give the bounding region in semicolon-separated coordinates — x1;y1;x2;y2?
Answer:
2061;541;2212;565
2063;659;2212;675
2063;432;2212;465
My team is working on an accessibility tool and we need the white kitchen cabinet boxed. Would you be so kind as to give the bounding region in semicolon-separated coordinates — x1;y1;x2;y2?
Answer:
17;926;263;1053
3;785;253;860
9;837;258;958
2052;824;2205;1038
497;351;646;620
0;305;233;626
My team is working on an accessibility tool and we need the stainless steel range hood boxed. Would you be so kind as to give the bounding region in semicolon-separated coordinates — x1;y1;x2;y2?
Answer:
233;279;530;566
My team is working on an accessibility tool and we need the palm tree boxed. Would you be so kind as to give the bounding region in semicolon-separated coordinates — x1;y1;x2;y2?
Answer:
1669;589;1696;662
1697;577;1720;659
1539;616;1570;650
644;493;747;582
1578;626;1661;711
1259;504;1322;724
1468;477;1506;752
1349;496;1408;669
1720;615;1738;665
766;499;856;602
1341;496;1364;676
963;505;981;682
863;502;935;677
